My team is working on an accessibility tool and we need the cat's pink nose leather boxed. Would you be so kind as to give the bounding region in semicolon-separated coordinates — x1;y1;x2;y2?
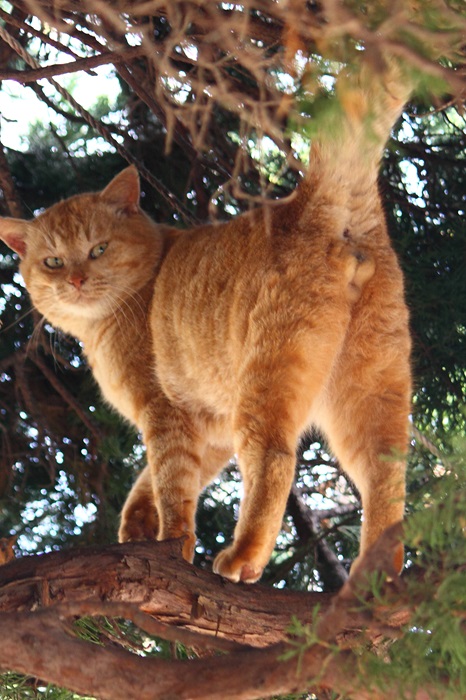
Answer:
68;274;87;290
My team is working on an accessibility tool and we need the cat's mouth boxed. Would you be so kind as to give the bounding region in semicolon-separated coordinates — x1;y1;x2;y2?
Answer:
61;285;105;311
68;287;98;303
67;282;128;320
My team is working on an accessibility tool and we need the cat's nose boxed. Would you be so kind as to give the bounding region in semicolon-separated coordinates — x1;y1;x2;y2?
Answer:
68;274;87;290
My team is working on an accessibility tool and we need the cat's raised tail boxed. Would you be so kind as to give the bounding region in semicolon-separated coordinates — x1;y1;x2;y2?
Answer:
296;57;414;245
313;58;412;175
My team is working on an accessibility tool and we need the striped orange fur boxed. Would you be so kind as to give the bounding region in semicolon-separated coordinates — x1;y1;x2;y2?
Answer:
0;62;412;582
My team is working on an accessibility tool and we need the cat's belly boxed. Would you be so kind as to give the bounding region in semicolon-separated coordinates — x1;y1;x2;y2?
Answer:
156;360;236;421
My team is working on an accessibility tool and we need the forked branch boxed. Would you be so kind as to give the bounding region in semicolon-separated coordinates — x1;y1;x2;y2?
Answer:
0;532;436;700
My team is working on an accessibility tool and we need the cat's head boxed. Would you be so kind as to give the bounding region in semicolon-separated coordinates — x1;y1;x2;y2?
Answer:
0;167;163;329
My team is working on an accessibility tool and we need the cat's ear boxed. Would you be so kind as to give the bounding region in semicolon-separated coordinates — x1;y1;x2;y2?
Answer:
0;218;28;258
100;166;140;214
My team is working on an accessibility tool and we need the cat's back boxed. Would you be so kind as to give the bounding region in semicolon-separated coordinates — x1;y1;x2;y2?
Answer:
150;210;266;412
149;195;398;417
151;200;323;351
156;190;409;433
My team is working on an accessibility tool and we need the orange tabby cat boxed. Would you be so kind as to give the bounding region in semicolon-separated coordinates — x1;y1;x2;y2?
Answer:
0;62;412;583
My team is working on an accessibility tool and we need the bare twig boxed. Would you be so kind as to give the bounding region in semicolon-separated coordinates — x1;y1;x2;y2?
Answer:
0;46;145;82
29;353;104;443
287;484;350;591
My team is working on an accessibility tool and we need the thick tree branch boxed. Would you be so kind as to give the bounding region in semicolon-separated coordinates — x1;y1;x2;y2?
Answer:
0;539;331;645
0;606;378;700
0;533;444;700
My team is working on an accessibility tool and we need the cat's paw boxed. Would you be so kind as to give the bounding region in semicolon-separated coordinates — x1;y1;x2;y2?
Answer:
350;541;404;580
180;531;196;563
213;545;264;584
118;506;159;543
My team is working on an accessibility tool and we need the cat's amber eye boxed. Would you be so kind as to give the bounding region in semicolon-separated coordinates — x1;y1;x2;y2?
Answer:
44;256;64;269
89;242;108;260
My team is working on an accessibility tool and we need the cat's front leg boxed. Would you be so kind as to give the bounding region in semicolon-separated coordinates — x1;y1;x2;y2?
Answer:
213;386;316;582
139;401;205;562
119;434;231;559
119;465;159;543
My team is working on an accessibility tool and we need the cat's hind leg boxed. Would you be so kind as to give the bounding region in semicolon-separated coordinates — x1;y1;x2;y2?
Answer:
322;377;411;576
213;331;346;583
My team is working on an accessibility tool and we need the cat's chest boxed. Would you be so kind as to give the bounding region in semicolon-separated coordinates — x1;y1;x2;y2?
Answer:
90;354;136;422
84;327;151;427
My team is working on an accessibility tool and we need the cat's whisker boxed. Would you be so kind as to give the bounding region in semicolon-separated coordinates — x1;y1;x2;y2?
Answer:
102;285;146;339
106;286;146;329
108;283;146;317
25;315;45;356
98;290;137;333
49;327;62;373
104;297;127;338
0;305;35;335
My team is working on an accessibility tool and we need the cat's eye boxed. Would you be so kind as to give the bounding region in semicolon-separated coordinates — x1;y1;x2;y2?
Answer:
44;256;64;269
89;242;108;259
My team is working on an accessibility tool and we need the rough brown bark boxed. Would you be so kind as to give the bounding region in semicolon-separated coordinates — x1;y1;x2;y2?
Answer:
0;539;331;645
0;605;377;700
0;531;427;700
